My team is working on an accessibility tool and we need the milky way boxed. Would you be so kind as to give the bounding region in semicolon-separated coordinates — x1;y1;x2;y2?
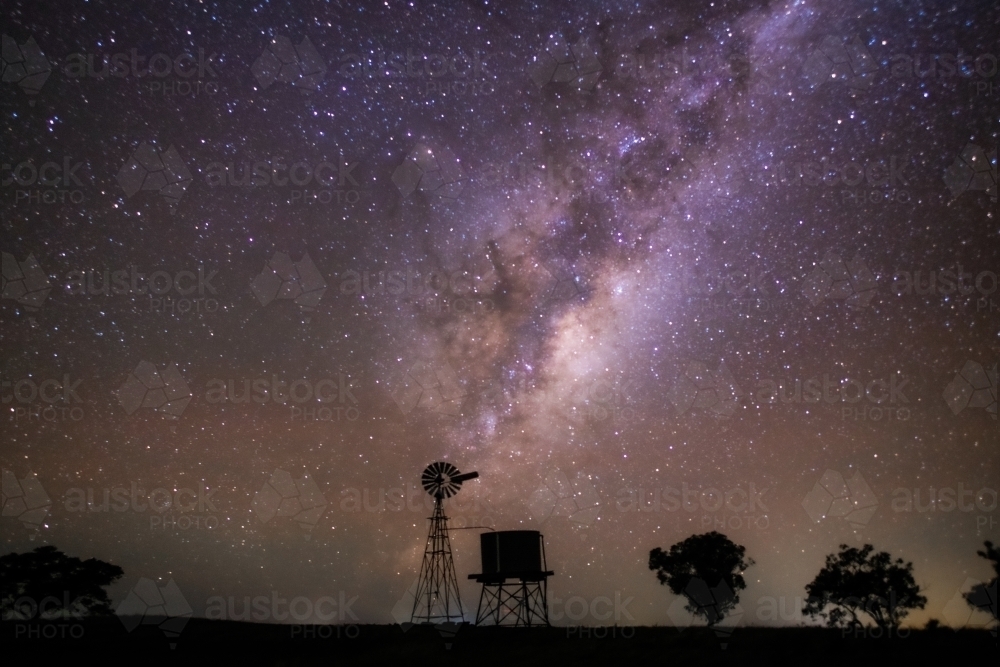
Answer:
2;0;997;628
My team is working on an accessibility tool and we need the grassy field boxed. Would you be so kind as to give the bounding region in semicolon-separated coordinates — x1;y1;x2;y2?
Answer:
2;619;995;665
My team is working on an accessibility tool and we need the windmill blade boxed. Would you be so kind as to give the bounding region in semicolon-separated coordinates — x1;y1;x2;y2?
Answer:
422;462;456;497
420;462;476;498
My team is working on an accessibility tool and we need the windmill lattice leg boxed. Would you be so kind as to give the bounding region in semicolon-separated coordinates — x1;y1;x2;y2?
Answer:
411;498;465;623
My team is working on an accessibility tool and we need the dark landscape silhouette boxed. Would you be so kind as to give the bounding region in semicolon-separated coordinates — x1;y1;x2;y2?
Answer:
2;536;995;664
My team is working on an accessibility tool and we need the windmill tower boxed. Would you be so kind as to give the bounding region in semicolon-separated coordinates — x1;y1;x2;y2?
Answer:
411;461;479;624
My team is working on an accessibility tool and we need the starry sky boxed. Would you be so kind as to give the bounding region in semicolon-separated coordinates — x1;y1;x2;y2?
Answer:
2;0;998;629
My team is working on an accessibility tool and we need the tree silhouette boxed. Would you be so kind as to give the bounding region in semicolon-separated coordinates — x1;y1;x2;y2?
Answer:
649;531;754;626
0;546;123;620
964;540;998;628
804;543;926;629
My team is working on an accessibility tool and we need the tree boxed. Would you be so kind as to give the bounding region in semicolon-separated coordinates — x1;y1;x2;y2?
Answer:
0;546;124;620
804;543;926;630
648;531;754;626
964;540;998;626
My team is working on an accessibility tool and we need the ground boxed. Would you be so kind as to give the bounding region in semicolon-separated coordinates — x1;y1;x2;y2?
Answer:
2;620;995;665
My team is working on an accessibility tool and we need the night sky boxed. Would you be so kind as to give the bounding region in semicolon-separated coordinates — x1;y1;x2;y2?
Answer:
2;0;998;630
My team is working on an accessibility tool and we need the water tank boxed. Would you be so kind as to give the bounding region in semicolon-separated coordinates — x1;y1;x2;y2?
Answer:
480;530;543;575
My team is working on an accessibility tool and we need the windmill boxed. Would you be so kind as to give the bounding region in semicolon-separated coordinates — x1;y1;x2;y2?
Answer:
411;461;479;624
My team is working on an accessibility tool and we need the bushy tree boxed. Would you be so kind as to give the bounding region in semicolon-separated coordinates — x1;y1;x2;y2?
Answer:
649;531;754;626
0;546;123;620
804;543;926;629
964;540;998;626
